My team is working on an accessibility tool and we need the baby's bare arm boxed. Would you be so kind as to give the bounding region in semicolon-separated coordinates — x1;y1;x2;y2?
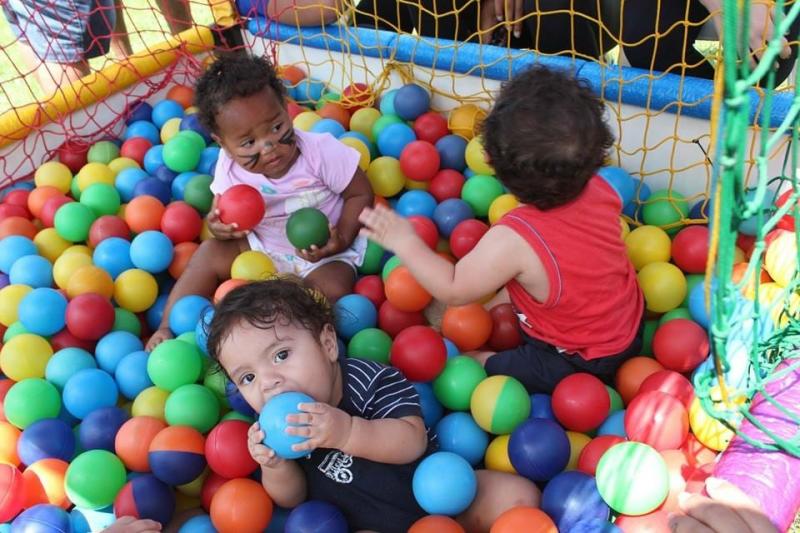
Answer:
342;415;428;464
259;460;308;509
266;0;343;26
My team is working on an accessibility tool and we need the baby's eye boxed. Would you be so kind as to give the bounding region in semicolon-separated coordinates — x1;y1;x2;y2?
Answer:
274;349;289;363
239;373;255;386
240;139;254;148
271;123;283;133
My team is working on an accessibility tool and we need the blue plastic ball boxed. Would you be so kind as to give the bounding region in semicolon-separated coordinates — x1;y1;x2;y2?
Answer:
596;410;626;438
285;500;348;533
396;190;437;219
46;347;97;390
333;294;377;340
379;89;398;115
541;470;611;531
338;131;377;159
130;231;174;273
93;238;134;280
171;171;199;200
433;198;474;237
179;114;212;144
18;287;67;336
153;165;178;185
115;168;150;202
293;78;327;104
124;121;160;145
530;393;556;420
146;294;168;333
622;182;652;220
168;294;212;336
571;519;622;533
435;412;489;466
443;338;459;358
12;504;72;533
435;134;467;171
115;350;153;400
508;418;570;481
9;255;52;288
412;451;477;515
63;368;119;420
310;118;346;138
152;99;184;129
259;391;314;459
226;380;256;418
178;514;216;533
143;145;165;174
394;84;430;121
133;177;171;205
689;200;710;221
18;418;75;464
0;235;37;273
377;123;416;159
194;307;214;355
598;166;636;208
126;101;153;124
197;147;220;176
688;281;709;329
413;382;443;429
95;331;144;374
79;406;129;452
70;507;115;533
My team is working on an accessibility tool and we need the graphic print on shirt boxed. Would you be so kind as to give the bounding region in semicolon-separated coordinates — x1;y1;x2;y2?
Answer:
317;450;354;484
285;188;329;214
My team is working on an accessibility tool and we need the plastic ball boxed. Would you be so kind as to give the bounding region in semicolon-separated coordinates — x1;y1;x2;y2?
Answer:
530;393;555;420
333;293;376;340
92;237;133;281
598;167;636;207
148;425;207;485
35;162;72;193
114;416;166;472
125;195;166;234
164;384;219;433
66;265;114;299
358;240;385;276
624;225;671;271
162;136;202;174
259;391;314;460
412;451;476;515
638;370;694;409
508;418;570;481
114;269;158;312
1;333;53;382
488;193;519;225
93;331;142;376
449;219;488;259
17;288;67;336
429;169;466;203
366;156;406;197
62;368;118;419
12;504;72;532
642;190;689;234
147;339;202;392
552;373;610;433
65;449;127;510
385;266;432;312
210;478;273;533
541;470;611;531
597;409;627;438
79;406;129;452
167;294;211;337
113;474;175;525
688;395;735;452
595;441;669;515
638;262;687;313
432;355;487;411
21;457;70;509
576;435;626;476
204;420;257;479
230;250;276;280
471;375;531;434
3;379;60;429
435;136;468;174
284;500;347;533
671;226;709;274
448;104;486;140
464;137;493;175
18;418;75;464
377;122;417;159
40;195;72;229
624;390;689;451
408;215;439;250
0;236;35;276
88;215;130;247
218;184;266;232
400;140;440;182
435;412;489;466
66;293;115;341
391;326;446;382
353;275;385;309
115;351;152;400
394;84;430;120
413;111;449;144
441;303;492;351
152;99;184;128
28;187;64;221
45;347;97;390
286;207;330;250
487;303;522;351
397;190;437;219
378;300;426;338
293;110;322;131
461;175;503;217
80;183;121;218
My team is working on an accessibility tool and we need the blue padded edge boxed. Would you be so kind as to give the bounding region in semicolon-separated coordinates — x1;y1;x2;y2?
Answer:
247;19;793;128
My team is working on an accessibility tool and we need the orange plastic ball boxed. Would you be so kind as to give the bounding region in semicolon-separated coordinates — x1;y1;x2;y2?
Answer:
409;515;465;532
385;266;432;312
210;478;273;533
615;356;665;405
279;65;306;85
66;265;114;299
167;85;195;108
0;217;37;240
441;303;493;351
490;506;557;533
168;241;199;279
0;421;21;466
213;279;248;304
317;102;351;129
27;186;64;220
21;458;70;509
125;196;166;234
114;416;167;472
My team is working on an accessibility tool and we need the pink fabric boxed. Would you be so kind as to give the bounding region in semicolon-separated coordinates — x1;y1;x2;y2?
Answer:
211;129;360;256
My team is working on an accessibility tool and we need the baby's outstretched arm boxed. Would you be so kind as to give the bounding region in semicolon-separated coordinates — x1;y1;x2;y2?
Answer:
248;422;307;508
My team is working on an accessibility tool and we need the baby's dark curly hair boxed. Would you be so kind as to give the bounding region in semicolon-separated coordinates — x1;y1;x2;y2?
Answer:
481;65;614;210
206;277;334;364
194;53;287;134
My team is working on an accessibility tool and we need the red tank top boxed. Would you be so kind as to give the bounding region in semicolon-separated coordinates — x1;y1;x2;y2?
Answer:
497;176;644;360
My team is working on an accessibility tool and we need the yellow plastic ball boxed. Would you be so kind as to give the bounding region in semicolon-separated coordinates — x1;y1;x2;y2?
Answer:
448;104;486;140
66;265;114;299
34;228;71;263
63;245;92;258
160;117;183;143
465;136;494;175
76;162;115;192
625;225;672;271
200;220;213;241
339;137;371;171
688;394;738;452
53;252;92;290
231;251;277;281
367;157;406;198
185;106;199;115
404;178;429;191
733;246;745;264
485;435;516;474
35;161;73;193
619;217;630;240
108;157;140;176
349;108;382;142
132;386;169;421
566;431;592;471
293;111;322;132
638;261;687;313
0;285;32;327
765;230;796;287
0;333;53;381
114;269;158;312
177;468;209;497
488;194;519;225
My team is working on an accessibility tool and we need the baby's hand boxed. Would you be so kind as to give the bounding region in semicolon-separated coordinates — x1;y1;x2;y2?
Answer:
296;224;345;263
102;517;161;533
358;204;418;253
145;327;173;352
285;402;353;453
207;195;250;240
248;422;285;468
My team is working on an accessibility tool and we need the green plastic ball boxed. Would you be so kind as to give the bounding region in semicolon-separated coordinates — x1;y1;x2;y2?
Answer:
348;328;392;364
55;202;96;242
164;384;220;433
80;183;121;217
470;375;531;434
4;321;31;342
433;356;487;411
371;114;404;140
606;385;624;413
175;130;206;152
3;378;61;429
87;141;120;165
286;207;330;250
461;175;504;218
642;190;689;235
183;174;214;215
112;308;141;335
147;339;203;392
221;410;254;423
163;135;202;173
381;255;402;281
70;176;82;201
316;92;341;109
358;240;385;275
66;450;127;510
203;367;229;406
177;331;196;345
659;307;692;326
641;320;658;356
596;441;670;515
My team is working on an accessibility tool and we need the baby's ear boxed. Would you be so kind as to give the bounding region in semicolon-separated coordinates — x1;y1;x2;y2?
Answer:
320;323;339;361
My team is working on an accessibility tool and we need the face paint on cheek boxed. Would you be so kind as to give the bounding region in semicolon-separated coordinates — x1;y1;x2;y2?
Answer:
279;128;295;146
241;152;260;169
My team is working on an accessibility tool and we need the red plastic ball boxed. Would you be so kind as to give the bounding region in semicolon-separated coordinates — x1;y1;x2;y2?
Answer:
341;83;372;111
50;328;96;352
40;196;72;228
120;137;153;167
390;325;447;381
378;300;427;338
671;226;709;274
201;472;230;512
624;390;689;451
0;463;24;522
89;215;131;247
637;369;695;409
429;170;465;202
408;215;439;250
217;184;265;232
287;101;306;120
0;379;15;422
317;102;351;129
776;189;798;231
205;420;258;479
449;219;489;259
488;303;522;351
168;242;199;279
576;435;625;476
58;140;89;174
615;510;672;533
551;373;610;432
354;275;386;309
441;303;493;352
652;319;709;373
4;190;31;215
400;141;441;182
680;433;717;469
0;204;31;223
0;217;36;240
66;293;115;340
161;201;203;243
413;112;449;144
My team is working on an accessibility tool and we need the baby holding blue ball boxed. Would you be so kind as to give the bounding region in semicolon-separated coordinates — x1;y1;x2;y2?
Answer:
205;277;539;533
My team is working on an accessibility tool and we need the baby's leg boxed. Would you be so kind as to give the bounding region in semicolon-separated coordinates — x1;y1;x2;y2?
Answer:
304;261;356;303
457;470;541;533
